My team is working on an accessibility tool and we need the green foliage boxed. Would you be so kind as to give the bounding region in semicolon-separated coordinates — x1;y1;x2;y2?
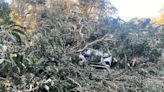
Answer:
111;31;161;68
0;1;163;92
0;1;11;24
0;24;30;91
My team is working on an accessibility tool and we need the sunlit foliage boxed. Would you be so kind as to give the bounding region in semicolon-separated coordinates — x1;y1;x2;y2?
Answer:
152;6;164;25
44;0;117;18
10;0;37;34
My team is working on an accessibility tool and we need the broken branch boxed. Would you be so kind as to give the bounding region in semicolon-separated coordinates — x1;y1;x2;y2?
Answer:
77;34;112;52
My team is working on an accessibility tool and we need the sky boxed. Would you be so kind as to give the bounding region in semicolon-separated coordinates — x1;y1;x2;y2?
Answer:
5;0;10;2
110;0;164;21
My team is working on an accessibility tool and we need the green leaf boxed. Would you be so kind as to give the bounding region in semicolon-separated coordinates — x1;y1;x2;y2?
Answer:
13;54;24;73
12;29;26;36
11;31;22;43
8;34;17;42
